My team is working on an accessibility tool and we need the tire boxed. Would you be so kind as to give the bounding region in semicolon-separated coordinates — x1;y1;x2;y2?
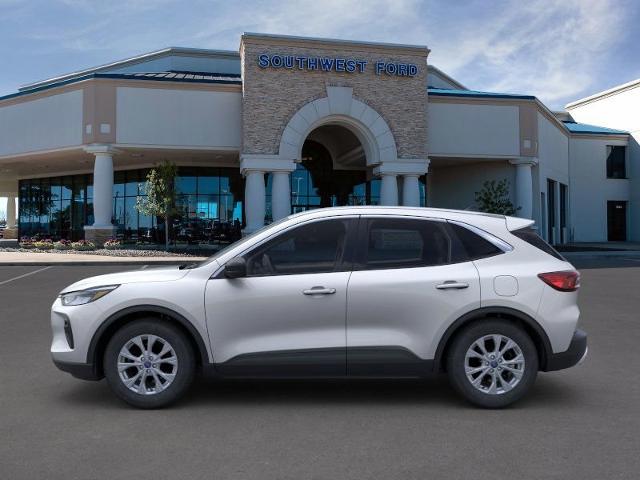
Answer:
446;319;538;408
104;319;196;409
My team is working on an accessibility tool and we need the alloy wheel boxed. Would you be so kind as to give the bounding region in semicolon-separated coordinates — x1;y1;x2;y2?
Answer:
464;334;525;395
117;334;179;395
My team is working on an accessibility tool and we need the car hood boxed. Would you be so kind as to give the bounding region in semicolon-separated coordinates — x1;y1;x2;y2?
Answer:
60;266;190;293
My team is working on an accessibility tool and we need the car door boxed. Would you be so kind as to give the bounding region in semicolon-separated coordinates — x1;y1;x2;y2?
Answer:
205;216;357;377
346;216;481;376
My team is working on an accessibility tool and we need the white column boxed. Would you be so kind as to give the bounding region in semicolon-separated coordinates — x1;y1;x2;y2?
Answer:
510;158;537;219
379;174;399;206
6;195;16;229
244;170;266;232
271;171;291;221
402;175;420;207
91;151;115;227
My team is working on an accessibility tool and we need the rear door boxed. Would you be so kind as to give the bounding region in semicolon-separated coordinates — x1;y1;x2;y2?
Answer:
346;216;481;375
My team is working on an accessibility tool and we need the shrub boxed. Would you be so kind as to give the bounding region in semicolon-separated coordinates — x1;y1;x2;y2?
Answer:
54;239;72;250
71;240;96;251
103;238;122;250
20;236;35;249
33;239;54;250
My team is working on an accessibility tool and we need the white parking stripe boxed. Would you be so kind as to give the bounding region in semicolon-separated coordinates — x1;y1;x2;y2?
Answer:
0;266;52;286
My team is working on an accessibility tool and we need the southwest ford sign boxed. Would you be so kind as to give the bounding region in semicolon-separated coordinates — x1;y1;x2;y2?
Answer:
257;54;418;77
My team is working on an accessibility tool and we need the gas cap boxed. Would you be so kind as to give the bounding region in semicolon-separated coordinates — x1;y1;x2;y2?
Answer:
493;275;519;297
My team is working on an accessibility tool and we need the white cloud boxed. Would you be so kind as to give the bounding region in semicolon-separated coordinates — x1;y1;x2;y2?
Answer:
4;0;634;108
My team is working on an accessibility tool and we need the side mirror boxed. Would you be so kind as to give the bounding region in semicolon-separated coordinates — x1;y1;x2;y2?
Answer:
224;257;247;279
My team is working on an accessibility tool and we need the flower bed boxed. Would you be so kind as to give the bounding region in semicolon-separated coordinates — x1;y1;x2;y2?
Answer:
70;240;96;251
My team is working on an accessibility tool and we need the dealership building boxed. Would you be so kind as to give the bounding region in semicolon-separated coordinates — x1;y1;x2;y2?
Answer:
0;33;636;246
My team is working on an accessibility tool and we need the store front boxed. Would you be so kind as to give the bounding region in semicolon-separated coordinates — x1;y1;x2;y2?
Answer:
19;167;244;245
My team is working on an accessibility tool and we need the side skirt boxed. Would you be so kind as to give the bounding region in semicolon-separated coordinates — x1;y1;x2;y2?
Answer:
209;347;434;379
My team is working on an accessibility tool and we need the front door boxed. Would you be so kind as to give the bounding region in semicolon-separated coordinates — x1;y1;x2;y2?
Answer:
346;216;481;375
608;201;627;241
205;217;357;376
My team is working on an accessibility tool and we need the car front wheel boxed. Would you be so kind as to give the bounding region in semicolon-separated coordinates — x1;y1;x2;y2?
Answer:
104;319;195;408
446;319;538;408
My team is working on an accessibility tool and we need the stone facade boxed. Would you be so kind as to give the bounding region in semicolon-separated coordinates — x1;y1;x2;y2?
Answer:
240;34;429;161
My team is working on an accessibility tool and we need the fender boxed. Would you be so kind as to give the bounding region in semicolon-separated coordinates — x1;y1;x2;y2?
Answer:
87;305;211;370
432;306;553;372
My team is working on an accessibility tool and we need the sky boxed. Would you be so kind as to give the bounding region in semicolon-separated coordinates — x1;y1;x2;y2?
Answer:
1;0;639;217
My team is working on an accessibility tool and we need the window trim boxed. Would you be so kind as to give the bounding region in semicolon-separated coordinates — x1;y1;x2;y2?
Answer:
238;215;360;278
353;215;511;272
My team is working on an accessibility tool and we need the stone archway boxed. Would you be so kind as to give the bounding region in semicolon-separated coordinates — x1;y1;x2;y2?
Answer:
278;86;398;166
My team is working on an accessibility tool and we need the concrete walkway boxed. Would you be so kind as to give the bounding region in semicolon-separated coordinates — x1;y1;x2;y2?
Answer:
0;251;208;266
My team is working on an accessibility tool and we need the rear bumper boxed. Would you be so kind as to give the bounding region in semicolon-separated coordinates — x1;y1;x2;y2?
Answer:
544;329;588;372
53;359;103;381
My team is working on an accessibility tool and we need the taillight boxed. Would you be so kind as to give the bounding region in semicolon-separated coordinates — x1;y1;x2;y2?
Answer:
538;271;580;292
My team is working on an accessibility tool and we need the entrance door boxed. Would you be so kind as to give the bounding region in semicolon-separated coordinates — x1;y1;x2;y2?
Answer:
547;179;556;244
607;201;627;241
205;217;357;376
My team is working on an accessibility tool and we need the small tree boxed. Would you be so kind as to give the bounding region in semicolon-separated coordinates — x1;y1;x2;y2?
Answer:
474;179;519;216
136;161;178;250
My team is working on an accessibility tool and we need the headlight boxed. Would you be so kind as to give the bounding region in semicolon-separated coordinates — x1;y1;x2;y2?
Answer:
60;285;119;306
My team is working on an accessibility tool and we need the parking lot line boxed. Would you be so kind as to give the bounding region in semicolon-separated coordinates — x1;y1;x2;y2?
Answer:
0;266;52;286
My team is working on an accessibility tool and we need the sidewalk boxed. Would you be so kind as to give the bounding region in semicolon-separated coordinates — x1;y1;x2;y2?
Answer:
0;251;208;266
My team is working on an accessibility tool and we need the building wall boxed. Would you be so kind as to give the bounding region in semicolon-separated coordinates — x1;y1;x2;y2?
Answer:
0;90;83;156
428;161;515;211
116;87;242;148
567;85;640;241
568;136;630;242
427;102;520;157
536;112;569;242
240;36;429;159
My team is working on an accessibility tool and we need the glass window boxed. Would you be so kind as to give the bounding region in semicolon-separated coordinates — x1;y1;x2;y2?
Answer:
363;218;451;269
113;171;125;198
447;223;503;262
511;226;565;261
176;175;197;194
606;146;626;179
245;219;350;276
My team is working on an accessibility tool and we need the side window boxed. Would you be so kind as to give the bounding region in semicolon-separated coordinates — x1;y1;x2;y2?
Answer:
244;219;350;276
447;223;504;262
362;218;451;270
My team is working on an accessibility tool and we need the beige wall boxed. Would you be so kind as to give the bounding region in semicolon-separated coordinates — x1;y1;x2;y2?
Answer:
0;90;83;157
240;35;429;159
116;86;242;148
428;102;520;157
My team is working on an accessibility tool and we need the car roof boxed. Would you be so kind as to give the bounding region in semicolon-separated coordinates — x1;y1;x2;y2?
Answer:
285;206;534;232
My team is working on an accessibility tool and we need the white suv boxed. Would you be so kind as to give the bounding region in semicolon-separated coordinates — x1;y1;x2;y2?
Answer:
51;207;587;408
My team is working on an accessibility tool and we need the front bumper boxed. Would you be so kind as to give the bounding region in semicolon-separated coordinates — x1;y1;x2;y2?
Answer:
53;359;102;381
544;329;588;372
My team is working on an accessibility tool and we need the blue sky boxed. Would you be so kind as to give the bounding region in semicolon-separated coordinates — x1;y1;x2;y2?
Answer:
1;0;639;109
1;0;639;219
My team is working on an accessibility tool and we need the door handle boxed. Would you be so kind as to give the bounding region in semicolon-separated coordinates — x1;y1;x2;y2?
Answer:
436;281;469;290
302;286;336;295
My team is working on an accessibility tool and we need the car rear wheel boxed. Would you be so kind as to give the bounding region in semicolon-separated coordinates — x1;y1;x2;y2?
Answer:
446;319;538;408
104;319;195;408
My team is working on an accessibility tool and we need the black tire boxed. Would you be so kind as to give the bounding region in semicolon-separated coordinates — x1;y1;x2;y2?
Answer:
446;319;538;408
104;319;195;409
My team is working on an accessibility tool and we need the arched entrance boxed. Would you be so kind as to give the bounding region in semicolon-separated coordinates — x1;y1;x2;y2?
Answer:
287;124;381;214
242;86;428;232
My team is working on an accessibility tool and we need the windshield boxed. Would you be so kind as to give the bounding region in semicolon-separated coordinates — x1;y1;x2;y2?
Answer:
195;217;291;267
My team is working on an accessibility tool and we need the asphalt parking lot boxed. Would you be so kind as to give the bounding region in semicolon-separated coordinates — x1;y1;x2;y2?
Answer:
1;258;640;479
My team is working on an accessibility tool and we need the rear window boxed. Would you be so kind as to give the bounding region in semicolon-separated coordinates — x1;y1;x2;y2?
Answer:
447;223;504;262
511;227;565;260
